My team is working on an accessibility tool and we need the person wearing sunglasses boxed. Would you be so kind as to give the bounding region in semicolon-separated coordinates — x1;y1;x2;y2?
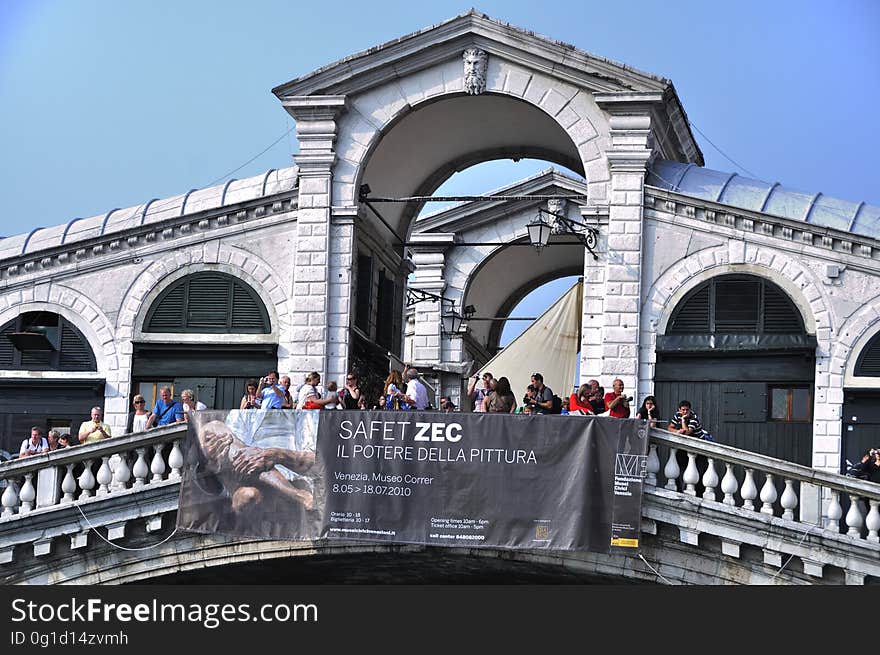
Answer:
340;373;365;410
127;395;151;433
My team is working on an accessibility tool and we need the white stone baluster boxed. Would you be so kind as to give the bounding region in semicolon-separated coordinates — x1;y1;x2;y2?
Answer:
168;440;184;480
866;501;880;543
111;453;131;491
826;490;843;532
645;445;660;486
721;463;738;506
702;458;719;501
96;457;112;496
151;444;167;482
683;452;699;496
78;460;96;500
1;479;19;517
19;473;36;513
645;444;659;486
759;474;778;515
780;479;798;520
133;448;149;488
741;468;757;511
845;495;864;537
664;448;680;491
61;464;77;503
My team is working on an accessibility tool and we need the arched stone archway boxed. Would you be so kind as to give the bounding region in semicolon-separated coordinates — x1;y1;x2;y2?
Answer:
114;245;293;412
342;84;604;241
641;244;835;467
0;287;125;439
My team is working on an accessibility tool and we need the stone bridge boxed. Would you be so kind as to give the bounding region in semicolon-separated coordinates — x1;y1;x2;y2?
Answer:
1;423;878;585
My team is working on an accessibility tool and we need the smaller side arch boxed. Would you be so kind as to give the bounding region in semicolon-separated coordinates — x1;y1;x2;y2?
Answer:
117;245;289;343
838;298;880;388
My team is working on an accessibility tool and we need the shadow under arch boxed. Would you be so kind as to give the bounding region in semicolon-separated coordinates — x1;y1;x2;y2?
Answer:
355;92;587;244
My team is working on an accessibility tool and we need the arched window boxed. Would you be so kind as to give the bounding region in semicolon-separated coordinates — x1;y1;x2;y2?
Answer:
668;275;805;335
143;272;270;334
855;331;880;377
0;311;96;371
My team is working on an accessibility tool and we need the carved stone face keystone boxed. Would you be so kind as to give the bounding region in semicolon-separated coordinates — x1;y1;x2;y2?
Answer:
462;48;488;95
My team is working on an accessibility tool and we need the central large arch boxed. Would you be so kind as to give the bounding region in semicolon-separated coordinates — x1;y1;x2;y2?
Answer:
359;93;586;240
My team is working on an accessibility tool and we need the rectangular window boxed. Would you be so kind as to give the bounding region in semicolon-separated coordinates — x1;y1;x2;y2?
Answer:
769;386;811;422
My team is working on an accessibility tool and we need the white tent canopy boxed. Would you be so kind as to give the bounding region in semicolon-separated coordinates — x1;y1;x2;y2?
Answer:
476;279;582;403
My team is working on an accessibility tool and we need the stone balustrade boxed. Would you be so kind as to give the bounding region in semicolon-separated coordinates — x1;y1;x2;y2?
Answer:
646;428;880;544
0;424;185;521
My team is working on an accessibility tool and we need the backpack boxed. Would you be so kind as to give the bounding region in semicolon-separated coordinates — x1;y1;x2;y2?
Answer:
550;394;563;415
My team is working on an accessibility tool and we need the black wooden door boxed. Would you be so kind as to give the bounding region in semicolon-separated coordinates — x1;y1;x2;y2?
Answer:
842;390;880;474
654;353;814;466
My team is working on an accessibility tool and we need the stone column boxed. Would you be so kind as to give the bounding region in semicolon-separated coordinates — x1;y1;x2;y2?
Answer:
283;96;347;381
595;94;657;396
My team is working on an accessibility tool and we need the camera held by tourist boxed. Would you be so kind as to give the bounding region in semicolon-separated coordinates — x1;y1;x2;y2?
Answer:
78;406;112;444
587;379;605;415
846;448;880;482
467;371;493;413
604;379;631;418
257;371;286;410
240;379;260;410
524;373;553;414
569;384;596;415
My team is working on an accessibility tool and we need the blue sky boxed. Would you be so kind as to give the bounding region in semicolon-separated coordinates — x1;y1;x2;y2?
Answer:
1;0;878;343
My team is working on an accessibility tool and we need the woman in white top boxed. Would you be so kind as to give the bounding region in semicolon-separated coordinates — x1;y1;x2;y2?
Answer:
297;372;337;410
181;389;207;413
129;395;150;433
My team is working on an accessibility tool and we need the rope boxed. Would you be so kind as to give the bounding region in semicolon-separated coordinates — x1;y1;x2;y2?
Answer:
74;502;178;552
638;552;676;585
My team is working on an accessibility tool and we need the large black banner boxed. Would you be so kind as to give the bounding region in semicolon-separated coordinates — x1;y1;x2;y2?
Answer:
177;410;648;552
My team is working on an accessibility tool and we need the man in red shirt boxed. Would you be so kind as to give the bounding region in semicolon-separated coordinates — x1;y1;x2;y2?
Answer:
604;378;631;418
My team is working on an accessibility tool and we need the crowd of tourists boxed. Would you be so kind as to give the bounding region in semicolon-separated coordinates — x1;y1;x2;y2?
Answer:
465;371;711;438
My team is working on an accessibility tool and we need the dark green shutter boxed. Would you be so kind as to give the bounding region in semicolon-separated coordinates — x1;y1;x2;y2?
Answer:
145;272;270;333
856;333;880;377
669;285;710;333
0;322;14;368
58;322;97;371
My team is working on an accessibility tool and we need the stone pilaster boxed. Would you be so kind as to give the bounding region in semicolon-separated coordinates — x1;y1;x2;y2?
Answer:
595;94;657;395
283;96;347;380
409;251;445;364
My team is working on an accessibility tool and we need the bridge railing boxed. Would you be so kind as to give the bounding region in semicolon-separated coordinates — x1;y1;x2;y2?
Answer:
1;421;879;546
0;424;187;518
647;427;880;543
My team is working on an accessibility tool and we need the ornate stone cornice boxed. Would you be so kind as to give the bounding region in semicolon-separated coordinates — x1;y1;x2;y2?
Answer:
645;186;879;265
0;190;299;287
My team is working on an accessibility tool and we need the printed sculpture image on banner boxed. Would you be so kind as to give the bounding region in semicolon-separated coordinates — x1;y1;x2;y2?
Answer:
177;410;325;540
